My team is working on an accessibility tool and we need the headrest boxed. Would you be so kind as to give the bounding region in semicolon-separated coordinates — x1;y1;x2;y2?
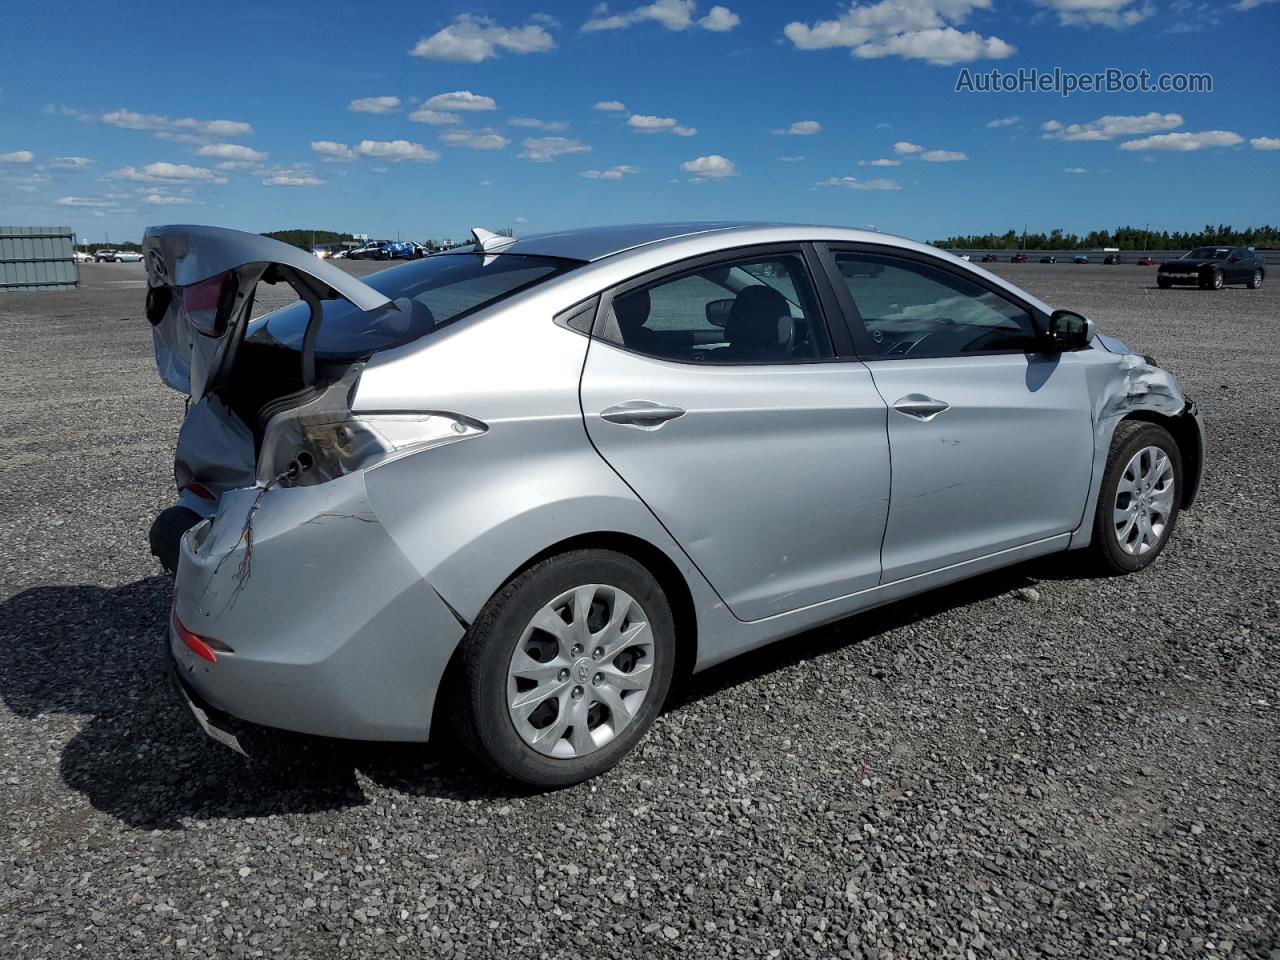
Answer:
725;285;791;349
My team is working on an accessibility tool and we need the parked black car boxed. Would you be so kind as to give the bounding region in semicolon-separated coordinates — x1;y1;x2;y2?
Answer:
1039;255;1057;264
1011;253;1028;263
980;253;999;263
1157;246;1265;290
1104;253;1122;265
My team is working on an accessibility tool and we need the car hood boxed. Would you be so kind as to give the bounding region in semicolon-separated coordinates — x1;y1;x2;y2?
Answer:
1161;259;1214;270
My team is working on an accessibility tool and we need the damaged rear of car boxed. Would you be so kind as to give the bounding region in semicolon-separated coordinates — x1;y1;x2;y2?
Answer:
146;225;582;745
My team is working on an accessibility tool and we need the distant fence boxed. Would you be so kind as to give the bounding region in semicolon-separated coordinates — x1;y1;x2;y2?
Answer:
0;226;78;291
944;248;1280;266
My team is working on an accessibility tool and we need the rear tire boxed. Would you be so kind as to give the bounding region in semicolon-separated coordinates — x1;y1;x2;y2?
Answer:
452;549;676;788
1086;421;1182;575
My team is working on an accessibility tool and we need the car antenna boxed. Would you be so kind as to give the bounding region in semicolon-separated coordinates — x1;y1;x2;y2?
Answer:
470;227;517;253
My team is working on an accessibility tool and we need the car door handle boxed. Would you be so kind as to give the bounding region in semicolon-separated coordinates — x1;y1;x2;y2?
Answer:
600;400;687;429
893;394;950;421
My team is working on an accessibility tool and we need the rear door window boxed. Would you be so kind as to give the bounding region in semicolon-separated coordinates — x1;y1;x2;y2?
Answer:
246;253;577;357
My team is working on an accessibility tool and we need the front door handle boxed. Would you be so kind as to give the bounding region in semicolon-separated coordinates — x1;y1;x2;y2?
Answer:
893;393;950;421
600;400;687;430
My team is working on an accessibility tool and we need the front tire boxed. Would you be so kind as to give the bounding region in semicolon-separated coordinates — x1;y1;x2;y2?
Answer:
1087;420;1182;575
1201;269;1223;290
453;549;676;788
1248;269;1264;290
1157;277;1172;289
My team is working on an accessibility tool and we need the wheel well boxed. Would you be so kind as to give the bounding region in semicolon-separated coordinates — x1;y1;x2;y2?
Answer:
1121;409;1202;508
514;532;699;683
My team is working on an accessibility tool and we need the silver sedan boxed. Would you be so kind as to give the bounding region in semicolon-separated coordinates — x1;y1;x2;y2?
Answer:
146;222;1205;786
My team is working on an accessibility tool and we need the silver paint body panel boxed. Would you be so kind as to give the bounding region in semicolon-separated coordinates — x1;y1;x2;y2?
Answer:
161;222;1204;742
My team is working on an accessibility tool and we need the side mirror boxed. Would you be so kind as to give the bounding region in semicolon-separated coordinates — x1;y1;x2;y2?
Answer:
1047;309;1095;351
705;297;734;328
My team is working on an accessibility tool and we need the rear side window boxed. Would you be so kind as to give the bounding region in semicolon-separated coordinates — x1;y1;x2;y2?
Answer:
246;253;577;357
599;253;833;364
833;252;1040;358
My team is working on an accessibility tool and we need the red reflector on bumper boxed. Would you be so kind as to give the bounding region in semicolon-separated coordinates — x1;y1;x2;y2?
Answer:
173;611;219;663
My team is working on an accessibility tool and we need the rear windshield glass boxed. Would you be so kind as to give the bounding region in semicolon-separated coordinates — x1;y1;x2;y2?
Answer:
245;253;577;357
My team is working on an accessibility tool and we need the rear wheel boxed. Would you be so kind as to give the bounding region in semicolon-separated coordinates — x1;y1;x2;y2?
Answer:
453;549;676;787
1087;421;1182;575
1249;269;1264;290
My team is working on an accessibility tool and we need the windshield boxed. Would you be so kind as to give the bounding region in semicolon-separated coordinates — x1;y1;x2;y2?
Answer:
1183;247;1232;260
245;252;578;357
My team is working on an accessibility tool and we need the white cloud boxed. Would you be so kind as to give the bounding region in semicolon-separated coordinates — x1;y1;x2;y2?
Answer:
628;113;698;135
520;136;592;162
1032;0;1154;27
349;96;402;114
1063;167;1089;173
778;155;806;162
111;162;227;183
311;140;355;161
196;143;267;164
410;15;555;62
920;149;966;162
0;150;33;163
860;158;902;166
51;156;93;169
817;176;902;190
681;154;737;180
584;0;740;31
774;120;822;136
1251;136;1280;150
424;91;498;113
408;109;461;125
55;196;113;207
514;216;529;224
356;139;440;162
700;5;741;29
98;109;253;141
594;100;627;111
1235;0;1277;7
1119;130;1244;151
1042;112;1183;141
439;128;511;150
987;115;1020;127
509;117;569;130
893;141;923;154
145;193;199;205
263;174;326;186
785;1;1015;65
581;164;641;179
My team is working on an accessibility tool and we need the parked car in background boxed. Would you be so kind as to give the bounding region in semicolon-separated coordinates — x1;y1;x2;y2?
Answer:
1011;253;1029;263
73;250;93;263
1157;246;1265;290
959;254;972;262
115;250;144;263
349;241;393;261
386;241;429;260
980;254;999;263
1073;254;1089;264
94;249;120;262
1104;254;1122;265
1040;256;1057;264
146;222;1205;787
1137;256;1157;266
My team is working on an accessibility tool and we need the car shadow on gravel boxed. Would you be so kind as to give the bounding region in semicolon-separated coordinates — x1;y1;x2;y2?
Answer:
0;577;522;830
1;559;1062;828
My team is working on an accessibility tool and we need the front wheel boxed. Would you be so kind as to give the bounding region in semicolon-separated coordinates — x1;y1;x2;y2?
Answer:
1248;269;1264;290
1202;269;1223;290
1157;277;1172;289
1087;420;1182;575
452;549;676;787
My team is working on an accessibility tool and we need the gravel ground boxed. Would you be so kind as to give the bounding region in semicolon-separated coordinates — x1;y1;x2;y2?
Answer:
1;259;1277;959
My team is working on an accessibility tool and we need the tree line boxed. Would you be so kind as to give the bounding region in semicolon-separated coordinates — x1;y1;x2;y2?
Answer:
935;224;1279;251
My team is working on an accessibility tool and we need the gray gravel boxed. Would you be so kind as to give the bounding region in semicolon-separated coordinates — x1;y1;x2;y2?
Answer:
1;259;1277;959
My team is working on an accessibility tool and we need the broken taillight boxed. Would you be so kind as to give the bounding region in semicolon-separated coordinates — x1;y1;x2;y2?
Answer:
172;610;230;663
181;271;240;338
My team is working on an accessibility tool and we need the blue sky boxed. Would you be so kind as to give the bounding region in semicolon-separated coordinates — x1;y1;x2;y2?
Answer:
2;0;1277;245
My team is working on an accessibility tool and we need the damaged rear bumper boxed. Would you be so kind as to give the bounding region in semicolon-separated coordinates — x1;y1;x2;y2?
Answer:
169;469;466;744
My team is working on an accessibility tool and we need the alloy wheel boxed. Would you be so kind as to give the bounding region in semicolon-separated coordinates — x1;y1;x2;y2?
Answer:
506;584;655;758
1113;445;1176;556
